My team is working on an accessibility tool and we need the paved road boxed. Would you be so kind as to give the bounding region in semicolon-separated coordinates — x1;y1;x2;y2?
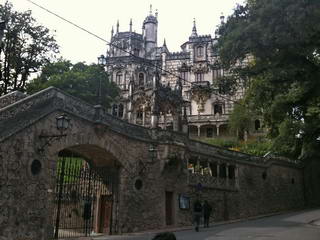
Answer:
94;209;320;240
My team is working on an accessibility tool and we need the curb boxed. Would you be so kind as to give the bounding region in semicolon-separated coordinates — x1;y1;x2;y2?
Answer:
92;208;320;239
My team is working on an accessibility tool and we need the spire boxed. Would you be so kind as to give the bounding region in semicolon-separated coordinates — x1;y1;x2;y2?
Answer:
116;20;119;33
149;4;153;15
155;9;158;19
191;18;197;37
111;26;114;36
220;12;225;24
163;38;167;47
129;18;132;32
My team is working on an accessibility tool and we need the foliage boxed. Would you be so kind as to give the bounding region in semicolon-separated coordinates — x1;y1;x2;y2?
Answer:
202;137;238;149
57;157;84;183
228;100;254;140
0;1;59;95
202;137;272;157
218;0;320;159
26;60;119;108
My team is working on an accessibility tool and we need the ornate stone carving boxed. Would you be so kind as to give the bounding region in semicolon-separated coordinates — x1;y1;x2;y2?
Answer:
190;82;212;112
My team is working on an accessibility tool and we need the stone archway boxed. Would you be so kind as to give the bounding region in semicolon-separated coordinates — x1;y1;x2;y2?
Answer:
52;145;120;239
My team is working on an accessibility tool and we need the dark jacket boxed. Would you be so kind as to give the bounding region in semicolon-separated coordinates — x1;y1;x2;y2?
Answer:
203;202;212;217
193;200;202;213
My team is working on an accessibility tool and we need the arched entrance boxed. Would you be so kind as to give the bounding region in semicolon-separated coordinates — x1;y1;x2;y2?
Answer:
52;145;120;239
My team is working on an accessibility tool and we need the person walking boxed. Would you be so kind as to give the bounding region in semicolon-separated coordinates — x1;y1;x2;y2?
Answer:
193;199;202;232
203;200;212;228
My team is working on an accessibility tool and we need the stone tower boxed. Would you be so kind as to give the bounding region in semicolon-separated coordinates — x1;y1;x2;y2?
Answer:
143;5;158;55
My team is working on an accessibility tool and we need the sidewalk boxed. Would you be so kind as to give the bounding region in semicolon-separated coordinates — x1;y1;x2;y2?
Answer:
80;208;320;240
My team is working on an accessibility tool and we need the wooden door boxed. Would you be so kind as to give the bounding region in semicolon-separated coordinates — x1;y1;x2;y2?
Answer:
165;191;173;225
98;195;112;233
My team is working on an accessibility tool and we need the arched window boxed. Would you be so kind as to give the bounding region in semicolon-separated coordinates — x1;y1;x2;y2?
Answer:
118;104;124;118
197;46;204;57
138;73;144;86
116;72;122;85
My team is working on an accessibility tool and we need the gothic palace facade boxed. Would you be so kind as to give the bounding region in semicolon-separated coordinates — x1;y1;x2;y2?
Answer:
105;8;245;138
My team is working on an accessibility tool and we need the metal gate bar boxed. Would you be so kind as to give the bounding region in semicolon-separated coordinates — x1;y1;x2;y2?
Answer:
52;151;117;239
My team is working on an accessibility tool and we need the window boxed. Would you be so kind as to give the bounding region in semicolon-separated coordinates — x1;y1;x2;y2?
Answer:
255;119;261;131
180;71;188;85
136;110;143;119
197;46;204;57
116;72;122;85
118;104;124;118
112;104;118;116
195;72;204;82
138;73;144;86
213;104;223;115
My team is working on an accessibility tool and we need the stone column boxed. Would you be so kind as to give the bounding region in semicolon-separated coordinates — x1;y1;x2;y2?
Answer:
151;114;158;128
207;162;212;176
226;164;229;186
235;165;239;188
197;125;201;137
123;105;127;120
216;125;220;137
142;105;146;126
134;112;137;124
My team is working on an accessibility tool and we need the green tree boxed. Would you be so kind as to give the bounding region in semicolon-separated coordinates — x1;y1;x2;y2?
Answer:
26;60;119;108
228;100;253;140
0;1;59;95
218;0;320;159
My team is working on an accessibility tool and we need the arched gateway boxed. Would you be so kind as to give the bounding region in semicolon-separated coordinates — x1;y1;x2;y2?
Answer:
0;88;305;239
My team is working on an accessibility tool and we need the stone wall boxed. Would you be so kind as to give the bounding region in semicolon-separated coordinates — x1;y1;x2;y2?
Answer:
0;87;308;239
0;91;27;109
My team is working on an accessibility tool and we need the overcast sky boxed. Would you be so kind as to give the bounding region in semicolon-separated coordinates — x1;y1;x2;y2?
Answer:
8;0;245;64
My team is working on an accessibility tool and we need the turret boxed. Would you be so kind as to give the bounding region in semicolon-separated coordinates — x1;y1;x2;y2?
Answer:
143;5;158;54
191;18;198;38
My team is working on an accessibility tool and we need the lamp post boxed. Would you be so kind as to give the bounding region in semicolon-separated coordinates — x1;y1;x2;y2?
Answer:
97;54;106;105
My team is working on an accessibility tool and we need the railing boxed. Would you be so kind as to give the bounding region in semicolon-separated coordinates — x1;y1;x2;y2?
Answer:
187;114;229;123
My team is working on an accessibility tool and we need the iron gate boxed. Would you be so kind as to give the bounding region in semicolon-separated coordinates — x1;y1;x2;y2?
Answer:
52;151;118;239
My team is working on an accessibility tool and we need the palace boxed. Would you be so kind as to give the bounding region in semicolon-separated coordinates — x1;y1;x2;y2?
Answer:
105;7;245;138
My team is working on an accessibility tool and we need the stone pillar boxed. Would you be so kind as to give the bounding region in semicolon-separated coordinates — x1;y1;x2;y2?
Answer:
123;105;127;120
217;162;220;178
235;165;239;188
226;164;229;186
207;162;212;176
142;106;146;126
216;125;220;137
134;112;137;124
151;114;158;128
197;125;201;137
